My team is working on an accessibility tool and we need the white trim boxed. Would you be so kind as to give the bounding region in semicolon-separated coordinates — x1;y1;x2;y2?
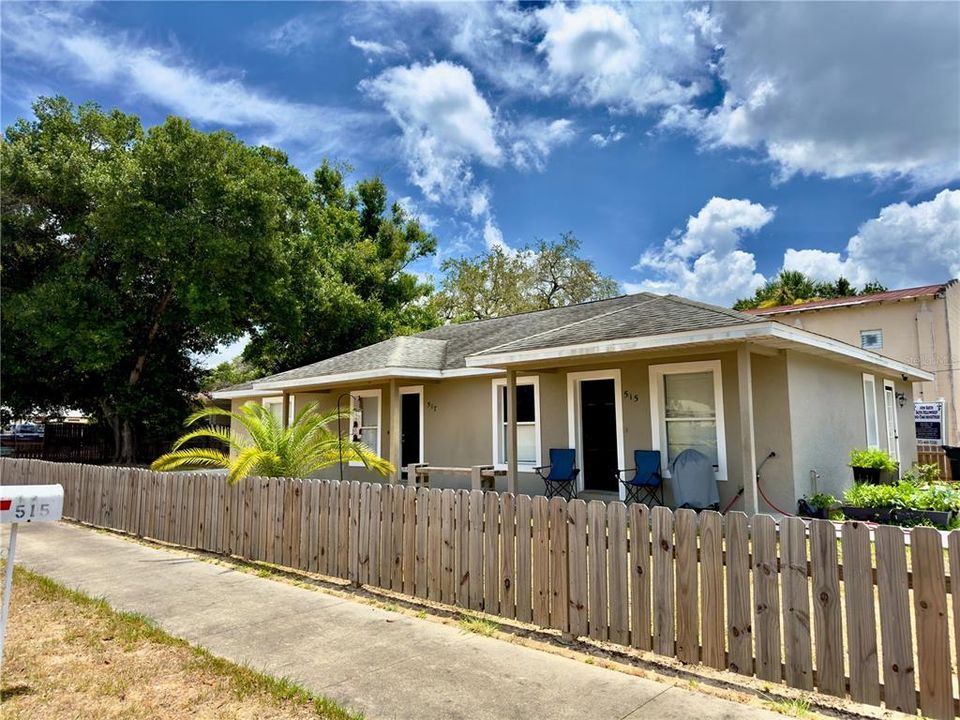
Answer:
463;321;934;382
566;369;626;499
400;385;424;467
882;379;900;465
491;376;541;473
349;389;382;466
648;360;728;482
862;373;880;449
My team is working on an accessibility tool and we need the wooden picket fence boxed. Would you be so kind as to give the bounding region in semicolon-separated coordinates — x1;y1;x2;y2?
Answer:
2;458;958;717
918;444;955;480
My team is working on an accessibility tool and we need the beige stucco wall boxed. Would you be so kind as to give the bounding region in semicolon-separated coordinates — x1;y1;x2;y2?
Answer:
228;341;922;511
785;351;918;503
775;285;958;445
750;353;795;515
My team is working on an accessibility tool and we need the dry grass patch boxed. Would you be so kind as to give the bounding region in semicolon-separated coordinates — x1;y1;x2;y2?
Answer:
0;566;361;720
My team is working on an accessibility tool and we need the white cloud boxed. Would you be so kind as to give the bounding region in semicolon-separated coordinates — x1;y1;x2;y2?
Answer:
262;16;327;54
627;197;774;306
589;126;627;148
349;35;406;60
507;118;576;172
395;196;439;232
1;5;369;150
783;189;960;288
534;3;712;113
361;61;501;210
661;3;960;186
483;218;507;251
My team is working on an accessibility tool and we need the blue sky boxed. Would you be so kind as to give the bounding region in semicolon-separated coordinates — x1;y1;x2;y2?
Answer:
3;2;958;324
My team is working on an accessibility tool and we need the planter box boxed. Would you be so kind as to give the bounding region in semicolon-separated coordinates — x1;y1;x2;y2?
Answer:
892;508;953;528
851;466;882;484
841;506;893;523
797;499;828;519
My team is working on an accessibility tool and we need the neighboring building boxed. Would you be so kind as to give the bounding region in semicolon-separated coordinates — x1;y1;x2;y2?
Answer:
745;280;959;447
213;293;930;515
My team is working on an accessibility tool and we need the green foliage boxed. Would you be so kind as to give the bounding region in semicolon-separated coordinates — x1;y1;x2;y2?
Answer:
900;463;941;485
151;401;393;484
2;99;436;457
457;613;500;637
843;479;960;513
806;492;838;510
2;97;305;459
848;447;898;471
843;483;903;508
733;270;887;310
435;233;619;322
200;358;262;393
243;160;439;374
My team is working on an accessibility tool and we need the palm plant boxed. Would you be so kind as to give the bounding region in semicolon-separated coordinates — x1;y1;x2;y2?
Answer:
151;401;394;484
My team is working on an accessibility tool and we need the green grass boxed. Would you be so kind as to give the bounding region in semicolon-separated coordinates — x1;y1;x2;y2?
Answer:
457;613;500;637
11;566;363;720
763;697;811;718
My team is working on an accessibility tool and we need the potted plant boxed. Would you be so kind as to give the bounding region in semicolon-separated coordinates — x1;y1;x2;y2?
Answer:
848;448;898;485
797;492;840;519
892;481;957;528
841;483;898;522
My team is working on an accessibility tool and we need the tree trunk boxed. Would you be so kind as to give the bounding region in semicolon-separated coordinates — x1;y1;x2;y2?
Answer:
119;419;136;465
100;400;122;463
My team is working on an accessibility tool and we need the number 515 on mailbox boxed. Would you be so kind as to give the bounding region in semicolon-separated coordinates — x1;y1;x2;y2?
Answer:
0;485;64;524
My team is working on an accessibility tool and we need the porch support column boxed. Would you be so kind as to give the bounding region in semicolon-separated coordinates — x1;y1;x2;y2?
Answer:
281;392;290;429
389;379;401;484
506;368;519;494
737;345;759;515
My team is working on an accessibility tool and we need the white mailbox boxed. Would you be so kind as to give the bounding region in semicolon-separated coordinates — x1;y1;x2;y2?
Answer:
0;483;65;666
1;485;63;524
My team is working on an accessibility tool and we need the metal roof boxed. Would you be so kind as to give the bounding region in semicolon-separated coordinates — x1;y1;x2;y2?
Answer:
744;281;952;316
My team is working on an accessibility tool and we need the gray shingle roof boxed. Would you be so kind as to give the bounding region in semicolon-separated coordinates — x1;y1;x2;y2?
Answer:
471;295;763;357
255;336;448;384
225;293;762;391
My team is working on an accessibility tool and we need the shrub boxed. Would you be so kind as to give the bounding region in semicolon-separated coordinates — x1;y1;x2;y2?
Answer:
848;448;898;472
807;492;838;510
843;483;902;508
900;463;942;486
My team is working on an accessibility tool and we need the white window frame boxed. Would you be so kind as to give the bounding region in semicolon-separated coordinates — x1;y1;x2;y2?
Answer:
862;373;880;449
400;385;424;467
261;396;294;426
649;360;728;481
882;378;900;463
491;376;541;472
566;369;626;498
349;389;382;466
860;329;883;350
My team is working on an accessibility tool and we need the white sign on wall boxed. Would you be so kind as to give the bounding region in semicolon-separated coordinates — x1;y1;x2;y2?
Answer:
915;401;944;443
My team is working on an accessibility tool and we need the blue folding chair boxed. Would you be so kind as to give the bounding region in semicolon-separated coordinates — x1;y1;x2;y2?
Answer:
616;450;663;506
535;448;580;500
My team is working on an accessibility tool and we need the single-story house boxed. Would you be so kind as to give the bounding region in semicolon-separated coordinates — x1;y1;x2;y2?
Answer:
212;293;932;514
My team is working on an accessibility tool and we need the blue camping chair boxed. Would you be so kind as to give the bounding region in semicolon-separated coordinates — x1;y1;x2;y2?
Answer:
535;449;580;500
616;450;663;506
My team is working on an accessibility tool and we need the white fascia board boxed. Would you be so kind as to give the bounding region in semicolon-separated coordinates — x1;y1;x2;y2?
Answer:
249;365;502;392
464;321;934;382
253;367;440;391
209;388;267;399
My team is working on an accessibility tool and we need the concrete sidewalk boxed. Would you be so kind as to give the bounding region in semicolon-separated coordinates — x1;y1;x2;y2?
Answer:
8;523;783;720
